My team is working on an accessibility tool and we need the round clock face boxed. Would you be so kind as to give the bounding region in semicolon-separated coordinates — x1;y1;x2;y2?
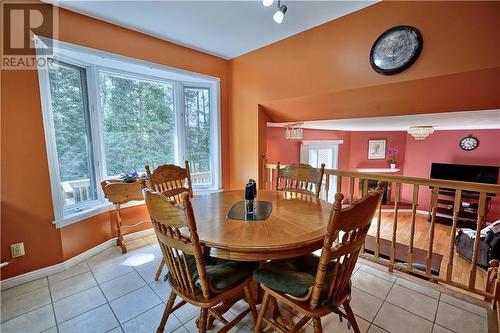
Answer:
370;25;423;75
460;136;479;151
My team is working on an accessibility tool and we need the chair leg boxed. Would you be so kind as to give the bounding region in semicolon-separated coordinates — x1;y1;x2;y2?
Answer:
157;291;176;333
155;258;165;281
244;285;259;322
343;300;361;333
254;291;271;333
312;318;323;333
199;308;208;333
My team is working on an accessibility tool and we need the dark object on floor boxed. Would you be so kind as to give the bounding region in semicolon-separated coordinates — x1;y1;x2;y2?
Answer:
364;235;443;275
455;223;500;269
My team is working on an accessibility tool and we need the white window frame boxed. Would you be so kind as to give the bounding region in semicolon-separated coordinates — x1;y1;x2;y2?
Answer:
35;36;221;228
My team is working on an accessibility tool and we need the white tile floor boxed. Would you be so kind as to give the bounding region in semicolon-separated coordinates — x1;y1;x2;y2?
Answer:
0;235;491;333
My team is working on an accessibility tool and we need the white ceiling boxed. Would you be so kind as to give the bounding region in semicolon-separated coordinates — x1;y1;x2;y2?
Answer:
268;110;500;131
49;0;376;59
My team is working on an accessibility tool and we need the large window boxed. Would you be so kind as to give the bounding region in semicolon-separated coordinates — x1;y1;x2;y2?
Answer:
99;72;176;176
184;87;212;185
37;38;220;227
48;61;97;210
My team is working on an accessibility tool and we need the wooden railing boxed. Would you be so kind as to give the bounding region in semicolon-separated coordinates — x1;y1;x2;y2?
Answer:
263;161;500;307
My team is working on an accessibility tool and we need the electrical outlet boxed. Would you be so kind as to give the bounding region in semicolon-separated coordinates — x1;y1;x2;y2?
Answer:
10;242;25;258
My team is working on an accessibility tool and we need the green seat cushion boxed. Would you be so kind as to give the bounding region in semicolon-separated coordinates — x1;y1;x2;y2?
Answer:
174;255;258;291
254;254;337;299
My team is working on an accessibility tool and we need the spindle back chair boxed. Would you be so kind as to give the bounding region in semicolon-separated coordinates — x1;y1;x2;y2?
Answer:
255;182;385;333
146;161;194;280
275;162;325;198
144;190;257;333
145;160;193;203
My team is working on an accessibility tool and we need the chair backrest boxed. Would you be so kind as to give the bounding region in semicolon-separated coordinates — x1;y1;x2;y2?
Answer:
144;189;211;299
145;160;193;203
275;162;325;198
309;182;385;309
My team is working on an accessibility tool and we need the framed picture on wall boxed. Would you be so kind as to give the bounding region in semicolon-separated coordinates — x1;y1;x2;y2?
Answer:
368;139;386;159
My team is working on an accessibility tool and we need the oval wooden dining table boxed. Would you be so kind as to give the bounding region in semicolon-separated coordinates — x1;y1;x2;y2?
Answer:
190;190;333;261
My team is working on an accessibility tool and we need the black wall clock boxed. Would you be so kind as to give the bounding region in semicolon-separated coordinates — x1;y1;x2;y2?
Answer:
370;25;423;75
459;135;479;151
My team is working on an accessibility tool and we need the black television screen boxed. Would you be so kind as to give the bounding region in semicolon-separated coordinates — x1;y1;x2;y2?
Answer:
430;163;499;184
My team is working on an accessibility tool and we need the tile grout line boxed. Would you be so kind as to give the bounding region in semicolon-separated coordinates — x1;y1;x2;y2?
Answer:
356;268;487;327
87;260;124;333
0;286;54;325
46;277;61;333
366;271;397;332
130;238;188;327
367;263;488;316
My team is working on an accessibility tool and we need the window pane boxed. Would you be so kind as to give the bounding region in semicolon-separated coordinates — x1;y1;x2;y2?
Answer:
99;73;176;176
184;87;211;186
48;62;96;208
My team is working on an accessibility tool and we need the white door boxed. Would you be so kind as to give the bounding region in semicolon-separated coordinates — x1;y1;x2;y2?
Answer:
300;140;342;202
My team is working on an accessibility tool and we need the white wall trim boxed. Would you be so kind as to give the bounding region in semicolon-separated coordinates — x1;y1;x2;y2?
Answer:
301;140;344;147
0;228;155;291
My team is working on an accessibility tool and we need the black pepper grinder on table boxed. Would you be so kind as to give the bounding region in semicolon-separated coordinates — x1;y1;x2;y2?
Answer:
245;179;257;215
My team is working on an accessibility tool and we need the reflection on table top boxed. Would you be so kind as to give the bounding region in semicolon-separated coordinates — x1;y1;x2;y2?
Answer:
190;190;332;261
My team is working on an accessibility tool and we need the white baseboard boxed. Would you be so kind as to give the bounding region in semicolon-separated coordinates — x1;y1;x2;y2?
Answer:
0;227;155;291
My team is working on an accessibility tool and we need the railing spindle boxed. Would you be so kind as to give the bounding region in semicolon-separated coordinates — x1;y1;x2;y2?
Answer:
407;184;419;271
446;189;462;281
349;177;355;204
375;199;382;259
325;175;330;201
390;182;401;272
336;175;342;195
469;191;487;289
362;178;369;197
426;187;439;276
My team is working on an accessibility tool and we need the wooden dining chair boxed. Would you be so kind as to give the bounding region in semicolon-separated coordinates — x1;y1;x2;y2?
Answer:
145;160;193;280
254;182;385;333
275;162;326;198
145;160;193;202
144;189;258;333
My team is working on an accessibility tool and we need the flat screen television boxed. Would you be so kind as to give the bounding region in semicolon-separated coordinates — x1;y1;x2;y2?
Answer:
430;163;499;185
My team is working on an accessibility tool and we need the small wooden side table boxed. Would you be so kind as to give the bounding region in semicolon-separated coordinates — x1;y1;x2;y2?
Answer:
101;179;148;254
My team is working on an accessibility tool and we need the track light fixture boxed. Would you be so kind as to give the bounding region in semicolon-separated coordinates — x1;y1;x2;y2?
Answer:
273;1;287;24
262;0;274;7
263;0;287;24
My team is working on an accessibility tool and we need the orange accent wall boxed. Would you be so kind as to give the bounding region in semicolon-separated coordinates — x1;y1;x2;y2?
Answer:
1;3;229;279
229;1;500;190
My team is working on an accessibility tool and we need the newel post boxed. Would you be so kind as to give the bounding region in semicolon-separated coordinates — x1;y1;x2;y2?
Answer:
260;153;267;190
486;260;500;309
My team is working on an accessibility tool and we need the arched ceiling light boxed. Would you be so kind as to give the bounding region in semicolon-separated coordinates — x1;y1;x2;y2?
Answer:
408;126;434;140
273;1;287;24
285;123;303;140
262;0;274;7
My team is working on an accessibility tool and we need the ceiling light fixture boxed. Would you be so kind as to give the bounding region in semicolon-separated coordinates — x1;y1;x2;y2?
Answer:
408;126;434;140
262;0;274;7
273;1;287;24
285;123;303;140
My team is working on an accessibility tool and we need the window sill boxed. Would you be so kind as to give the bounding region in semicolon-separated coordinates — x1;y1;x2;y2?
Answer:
53;188;224;229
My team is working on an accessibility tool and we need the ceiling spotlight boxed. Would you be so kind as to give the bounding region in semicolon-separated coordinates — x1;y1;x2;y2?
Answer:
273;1;287;24
262;0;274;7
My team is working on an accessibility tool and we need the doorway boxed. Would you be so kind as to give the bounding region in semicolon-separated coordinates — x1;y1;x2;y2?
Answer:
300;140;342;202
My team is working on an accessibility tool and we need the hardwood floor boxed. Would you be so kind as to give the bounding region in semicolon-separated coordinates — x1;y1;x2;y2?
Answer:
365;211;487;295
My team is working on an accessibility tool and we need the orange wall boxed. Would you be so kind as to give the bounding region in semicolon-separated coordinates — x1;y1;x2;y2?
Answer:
229;1;500;189
1;3;229;279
